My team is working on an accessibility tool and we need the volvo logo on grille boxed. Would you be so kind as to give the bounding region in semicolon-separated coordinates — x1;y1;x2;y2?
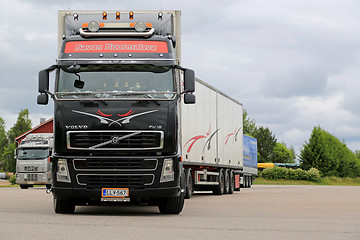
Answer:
111;136;120;144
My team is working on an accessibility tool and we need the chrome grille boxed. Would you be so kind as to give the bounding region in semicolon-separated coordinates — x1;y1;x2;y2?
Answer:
26;174;38;181
67;131;164;150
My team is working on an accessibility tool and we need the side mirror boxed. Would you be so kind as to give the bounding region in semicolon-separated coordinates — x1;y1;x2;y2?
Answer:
38;70;49;93
74;79;85;89
184;93;196;104
37;93;49;105
184;69;195;93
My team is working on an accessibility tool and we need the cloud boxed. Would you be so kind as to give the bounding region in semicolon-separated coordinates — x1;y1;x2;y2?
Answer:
1;0;360;154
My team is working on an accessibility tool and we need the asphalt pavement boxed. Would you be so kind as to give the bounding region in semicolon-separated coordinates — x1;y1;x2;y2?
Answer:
0;185;359;240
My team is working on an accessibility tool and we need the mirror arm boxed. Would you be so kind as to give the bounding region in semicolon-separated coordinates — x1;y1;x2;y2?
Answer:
44;90;55;99
41;64;57;97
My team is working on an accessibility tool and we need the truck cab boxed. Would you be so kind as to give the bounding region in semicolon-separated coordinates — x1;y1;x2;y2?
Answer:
37;10;195;214
16;133;53;189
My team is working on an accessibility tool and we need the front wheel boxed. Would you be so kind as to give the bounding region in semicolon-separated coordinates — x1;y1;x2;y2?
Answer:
185;168;193;199
53;198;75;214
20;185;29;189
158;171;185;214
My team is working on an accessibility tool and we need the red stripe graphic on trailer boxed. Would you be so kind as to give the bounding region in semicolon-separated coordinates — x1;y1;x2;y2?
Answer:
184;135;207;153
184;125;219;153
225;132;235;145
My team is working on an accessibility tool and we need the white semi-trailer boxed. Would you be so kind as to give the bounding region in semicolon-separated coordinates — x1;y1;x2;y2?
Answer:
181;80;258;198
37;10;257;214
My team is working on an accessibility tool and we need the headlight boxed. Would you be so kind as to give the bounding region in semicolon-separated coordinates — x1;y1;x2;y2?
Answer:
57;159;71;183
160;158;174;183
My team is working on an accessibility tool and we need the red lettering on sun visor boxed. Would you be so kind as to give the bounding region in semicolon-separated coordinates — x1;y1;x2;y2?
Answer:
64;41;168;53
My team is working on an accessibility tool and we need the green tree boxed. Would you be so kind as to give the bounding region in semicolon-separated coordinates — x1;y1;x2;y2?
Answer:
0;117;7;157
252;126;277;163
1;109;32;172
272;142;295;163
243;109;257;136
355;150;360;161
7;109;32;143
1;143;16;172
289;145;296;161
300;126;360;177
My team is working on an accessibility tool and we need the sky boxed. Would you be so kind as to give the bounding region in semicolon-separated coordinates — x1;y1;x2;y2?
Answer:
1;0;360;157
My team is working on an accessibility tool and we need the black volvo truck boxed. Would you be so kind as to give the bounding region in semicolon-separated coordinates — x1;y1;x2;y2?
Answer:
37;10;195;214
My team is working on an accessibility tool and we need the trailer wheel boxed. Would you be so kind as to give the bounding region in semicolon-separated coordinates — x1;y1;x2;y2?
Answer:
53;198;75;214
240;175;244;188
185;168;193;199
20;185;29;189
158;171;185;214
213;169;224;195
224;169;230;194
228;170;235;194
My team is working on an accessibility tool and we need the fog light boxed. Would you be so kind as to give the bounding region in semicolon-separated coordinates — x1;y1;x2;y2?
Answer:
57;159;71;183
88;21;100;32
160;158;174;183
134;21;147;32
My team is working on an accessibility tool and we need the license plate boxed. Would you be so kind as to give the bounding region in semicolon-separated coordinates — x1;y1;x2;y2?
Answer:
101;188;129;198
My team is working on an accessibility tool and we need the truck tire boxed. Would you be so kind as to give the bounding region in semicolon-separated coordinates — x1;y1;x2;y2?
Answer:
240;175;245;188
248;177;252;188
185;168;193;199
228;170;235;194
158;171;185;214
53;198;75;214
20;185;29;189
224;169;230;194
213;169;224;195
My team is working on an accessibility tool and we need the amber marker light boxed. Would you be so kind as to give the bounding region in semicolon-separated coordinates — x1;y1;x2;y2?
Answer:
116;11;120;20
129;11;134;19
102;11;107;20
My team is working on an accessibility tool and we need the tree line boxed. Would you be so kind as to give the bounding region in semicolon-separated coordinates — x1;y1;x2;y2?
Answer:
244;109;360;177
0;109;32;172
2;109;360;178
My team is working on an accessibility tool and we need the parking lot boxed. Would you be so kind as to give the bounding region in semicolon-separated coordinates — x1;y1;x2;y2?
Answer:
0;185;359;240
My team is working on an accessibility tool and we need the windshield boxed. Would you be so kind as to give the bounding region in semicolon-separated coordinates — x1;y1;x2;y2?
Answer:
56;65;175;100
17;148;49;160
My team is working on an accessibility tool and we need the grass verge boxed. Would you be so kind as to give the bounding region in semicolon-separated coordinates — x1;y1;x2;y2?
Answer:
254;177;360;186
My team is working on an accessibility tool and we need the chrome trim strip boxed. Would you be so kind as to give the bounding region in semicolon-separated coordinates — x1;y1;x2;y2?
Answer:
67;130;164;151
79;27;155;37
72;158;158;172
76;173;155;186
89;132;141;149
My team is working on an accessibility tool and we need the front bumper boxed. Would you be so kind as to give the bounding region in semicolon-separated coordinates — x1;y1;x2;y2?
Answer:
52;154;182;200
52;186;180;199
16;172;51;185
